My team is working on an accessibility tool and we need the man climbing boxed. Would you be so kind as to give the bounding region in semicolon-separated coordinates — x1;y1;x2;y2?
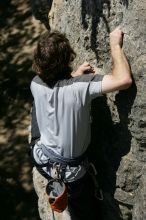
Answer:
30;27;132;220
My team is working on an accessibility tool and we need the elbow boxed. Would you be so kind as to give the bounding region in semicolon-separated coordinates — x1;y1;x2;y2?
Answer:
120;77;133;90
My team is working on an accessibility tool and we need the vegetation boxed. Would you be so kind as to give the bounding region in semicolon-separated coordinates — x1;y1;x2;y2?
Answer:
0;0;45;219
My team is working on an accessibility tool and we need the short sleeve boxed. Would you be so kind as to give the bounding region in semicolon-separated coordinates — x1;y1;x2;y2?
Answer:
70;74;104;105
88;74;104;100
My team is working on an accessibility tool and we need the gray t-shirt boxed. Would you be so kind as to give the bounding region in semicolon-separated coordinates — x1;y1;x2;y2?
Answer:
31;74;104;182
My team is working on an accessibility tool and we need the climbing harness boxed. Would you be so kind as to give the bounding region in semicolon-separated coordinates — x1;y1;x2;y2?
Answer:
29;140;103;218
30;142;89;213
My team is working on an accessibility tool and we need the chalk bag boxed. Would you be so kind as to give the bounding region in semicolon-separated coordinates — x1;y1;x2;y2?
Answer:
46;179;68;213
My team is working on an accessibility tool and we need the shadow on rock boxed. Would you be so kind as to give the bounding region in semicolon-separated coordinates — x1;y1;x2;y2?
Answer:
89;81;137;219
81;0;111;61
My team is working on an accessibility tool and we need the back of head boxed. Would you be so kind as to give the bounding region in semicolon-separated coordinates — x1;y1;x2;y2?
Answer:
32;31;76;85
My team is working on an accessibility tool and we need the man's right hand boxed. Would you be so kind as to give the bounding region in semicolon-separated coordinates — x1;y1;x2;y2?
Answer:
110;27;124;49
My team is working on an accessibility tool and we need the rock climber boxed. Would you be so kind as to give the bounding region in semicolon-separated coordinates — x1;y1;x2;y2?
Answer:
30;27;132;220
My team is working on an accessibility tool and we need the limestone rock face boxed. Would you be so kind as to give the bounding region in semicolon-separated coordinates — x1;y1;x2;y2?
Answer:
32;0;146;219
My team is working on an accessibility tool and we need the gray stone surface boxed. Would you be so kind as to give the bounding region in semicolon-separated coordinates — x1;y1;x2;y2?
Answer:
32;0;146;219
132;166;146;220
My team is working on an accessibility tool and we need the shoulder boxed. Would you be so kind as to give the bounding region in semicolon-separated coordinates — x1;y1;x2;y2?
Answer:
31;75;48;88
55;74;104;88
72;74;104;83
30;76;48;98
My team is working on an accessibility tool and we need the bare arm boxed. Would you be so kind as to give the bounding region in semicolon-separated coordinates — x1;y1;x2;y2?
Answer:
102;28;132;93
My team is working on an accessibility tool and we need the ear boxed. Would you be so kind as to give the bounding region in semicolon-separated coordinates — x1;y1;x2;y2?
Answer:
32;63;42;75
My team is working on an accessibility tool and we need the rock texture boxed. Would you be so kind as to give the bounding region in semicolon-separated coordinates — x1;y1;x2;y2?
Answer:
32;0;146;219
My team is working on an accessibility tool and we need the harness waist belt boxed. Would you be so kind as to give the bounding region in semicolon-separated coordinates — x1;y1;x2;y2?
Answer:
41;145;87;167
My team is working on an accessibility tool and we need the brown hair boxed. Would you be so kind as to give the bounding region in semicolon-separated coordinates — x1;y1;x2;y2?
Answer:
32;31;76;84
